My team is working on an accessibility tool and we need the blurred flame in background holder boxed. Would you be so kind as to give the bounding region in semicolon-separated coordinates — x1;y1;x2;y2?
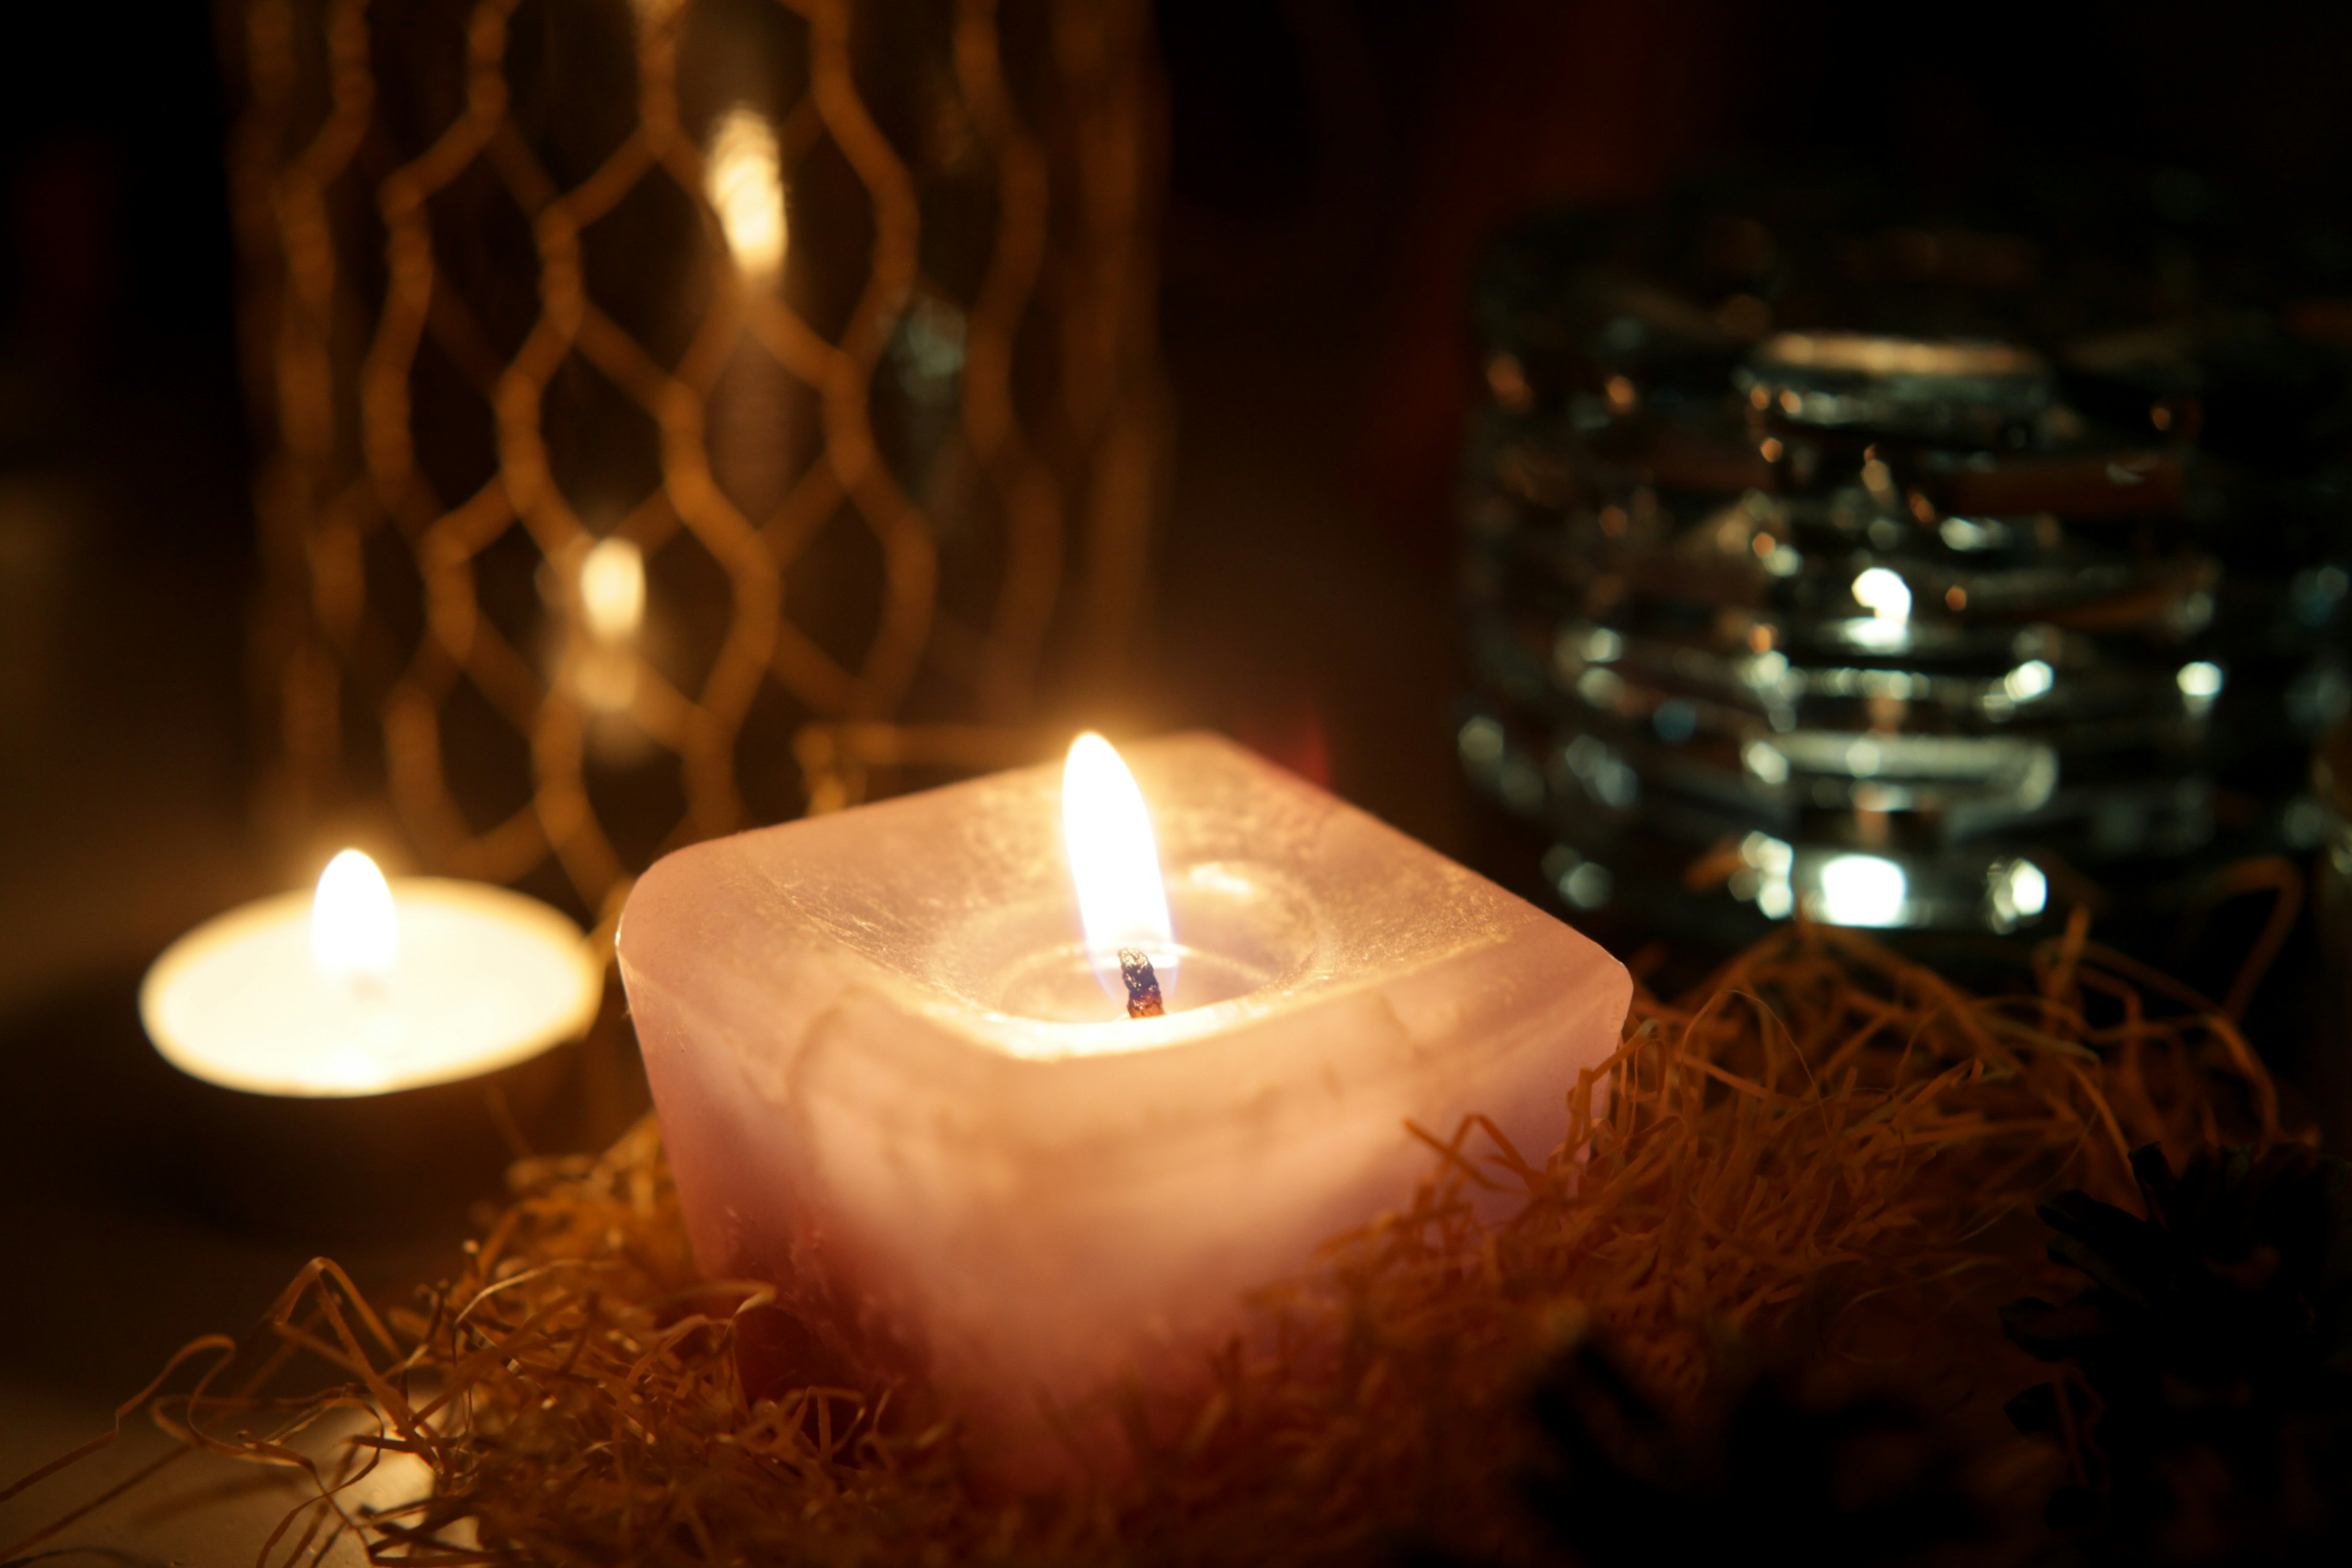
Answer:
222;0;1167;930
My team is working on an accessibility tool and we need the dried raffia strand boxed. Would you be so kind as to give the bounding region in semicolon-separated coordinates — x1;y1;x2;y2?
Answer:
6;924;2291;1565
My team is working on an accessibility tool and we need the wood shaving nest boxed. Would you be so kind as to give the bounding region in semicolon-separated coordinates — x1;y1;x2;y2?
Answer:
6;916;2290;1565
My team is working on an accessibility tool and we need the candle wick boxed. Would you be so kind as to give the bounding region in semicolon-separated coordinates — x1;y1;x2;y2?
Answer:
1117;948;1164;1019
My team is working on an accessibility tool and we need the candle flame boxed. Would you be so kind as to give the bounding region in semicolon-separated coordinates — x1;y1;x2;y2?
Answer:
312;849;397;986
580;537;646;643
707;107;786;282
1062;733;1178;1005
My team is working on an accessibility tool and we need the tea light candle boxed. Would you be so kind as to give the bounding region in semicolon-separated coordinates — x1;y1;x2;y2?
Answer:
617;733;1629;1475
141;851;603;1098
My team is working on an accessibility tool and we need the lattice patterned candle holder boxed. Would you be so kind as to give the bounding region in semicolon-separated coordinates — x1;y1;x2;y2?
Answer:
222;0;1167;921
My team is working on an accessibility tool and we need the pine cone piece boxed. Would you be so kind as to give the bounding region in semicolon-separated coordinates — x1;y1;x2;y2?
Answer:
2003;1141;2352;1561
1401;1338;1989;1568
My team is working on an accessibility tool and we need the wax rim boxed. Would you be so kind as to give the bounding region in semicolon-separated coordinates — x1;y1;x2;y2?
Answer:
139;877;605;1099
929;858;1324;1033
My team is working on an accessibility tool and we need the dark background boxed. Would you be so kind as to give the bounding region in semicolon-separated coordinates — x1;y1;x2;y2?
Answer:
3;0;2350;1504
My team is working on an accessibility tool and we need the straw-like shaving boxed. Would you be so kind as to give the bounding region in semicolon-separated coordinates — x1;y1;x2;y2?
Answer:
6;918;2293;1564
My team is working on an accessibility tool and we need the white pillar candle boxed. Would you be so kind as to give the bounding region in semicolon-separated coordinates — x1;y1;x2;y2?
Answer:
141;852;602;1098
618;733;1629;1474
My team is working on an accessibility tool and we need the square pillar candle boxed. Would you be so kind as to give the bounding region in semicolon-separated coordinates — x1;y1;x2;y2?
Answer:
616;733;1628;1470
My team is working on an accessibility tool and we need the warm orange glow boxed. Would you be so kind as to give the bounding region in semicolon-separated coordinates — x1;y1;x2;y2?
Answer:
580;537;646;642
1062;733;1177;1002
707;107;786;282
1755;332;2040;378
312;849;397;986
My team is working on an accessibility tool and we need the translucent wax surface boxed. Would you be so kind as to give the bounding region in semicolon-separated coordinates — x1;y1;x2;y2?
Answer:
616;733;1629;1472
142;880;602;1098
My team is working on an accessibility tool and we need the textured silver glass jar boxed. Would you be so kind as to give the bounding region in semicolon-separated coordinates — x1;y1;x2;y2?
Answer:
1461;198;2351;940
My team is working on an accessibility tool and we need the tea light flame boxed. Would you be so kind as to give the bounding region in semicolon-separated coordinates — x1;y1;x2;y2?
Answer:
312;849;397;987
1063;733;1178;1005
580;537;646;643
707;107;786;282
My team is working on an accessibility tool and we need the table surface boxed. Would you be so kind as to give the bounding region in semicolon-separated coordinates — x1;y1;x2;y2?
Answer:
0;974;483;1564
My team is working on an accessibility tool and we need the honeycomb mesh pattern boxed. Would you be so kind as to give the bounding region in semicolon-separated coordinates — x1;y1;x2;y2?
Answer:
223;0;1165;918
